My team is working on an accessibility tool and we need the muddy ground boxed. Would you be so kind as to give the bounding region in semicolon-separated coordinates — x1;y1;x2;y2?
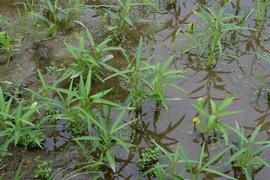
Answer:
1;0;270;179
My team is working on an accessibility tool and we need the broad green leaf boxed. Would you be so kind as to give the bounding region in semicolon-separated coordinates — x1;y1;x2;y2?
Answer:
206;115;217;132
217;96;235;113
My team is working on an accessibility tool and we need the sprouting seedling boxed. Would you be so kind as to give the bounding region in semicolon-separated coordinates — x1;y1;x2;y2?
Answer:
74;108;137;173
138;147;159;176
0;17;13;58
182;3;249;68
34;156;52;179
105;37;184;111
225;123;270;179
149;140;235;179
104;0;152;44
0;91;45;152
51;70;122;111
146;55;185;110
30;0;83;37
192;96;241;143
256;0;269;25
58;23;125;84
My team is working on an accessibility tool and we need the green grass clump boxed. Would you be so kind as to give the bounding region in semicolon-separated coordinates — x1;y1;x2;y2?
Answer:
66;119;86;136
149;141;234;179
104;0;152;44
74;108;136;173
30;0;84;37
0;32;13;58
34;156;52;179
60;25;124;83
105;0;139;43
192;96;240;143
146;123;270;179
0;17;13;60
225;124;270;179
0;87;45;154
138;148;159;176
182;3;248;68
106;38;184;111
1;0;270;179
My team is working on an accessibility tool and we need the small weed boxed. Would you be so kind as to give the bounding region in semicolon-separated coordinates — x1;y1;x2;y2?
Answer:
74;108;136;172
149;141;234;179
182;3;248;68
31;0;84;37
67;119;86;136
225;124;270;179
0;17;13;61
105;0;151;44
59;25;124;83
192;96;240;143
34;156;52;179
0;87;45;153
106;38;184;111
105;0;137;43
138;148;159;176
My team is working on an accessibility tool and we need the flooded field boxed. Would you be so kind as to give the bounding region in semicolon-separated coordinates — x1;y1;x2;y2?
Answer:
1;0;270;179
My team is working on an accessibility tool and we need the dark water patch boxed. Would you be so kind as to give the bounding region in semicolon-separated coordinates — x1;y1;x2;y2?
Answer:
1;0;270;179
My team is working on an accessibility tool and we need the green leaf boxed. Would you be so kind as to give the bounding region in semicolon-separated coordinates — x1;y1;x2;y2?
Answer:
243;168;252;180
111;110;127;133
250;125;262;144
206;115;217;132
111;118;138;134
198;142;206;170
204;146;230;168
256;156;270;168
225;148;246;167
225;124;248;143
124;16;133;26
192;104;209;117
210;100;217;114
135;37;143;66
106;150;116;172
217;96;235;113
202;168;236;180
74;136;100;142
218;110;241;117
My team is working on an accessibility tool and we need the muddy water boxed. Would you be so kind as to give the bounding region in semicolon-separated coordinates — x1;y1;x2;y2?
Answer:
1;0;270;179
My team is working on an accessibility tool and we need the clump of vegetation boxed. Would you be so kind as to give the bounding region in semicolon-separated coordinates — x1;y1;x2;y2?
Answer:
1;0;270;179
30;0;84;37
74;108;136;172
192;96;240;143
256;0;269;25
105;0;139;44
0;88;45;153
106;38;184;111
0;32;13;58
66;119;86;136
225;124;270;179
34;156;52;179
61;25;124;82
138;148;159;176
0;17;13;62
149;141;234;179
17;130;45;149
182;3;248;68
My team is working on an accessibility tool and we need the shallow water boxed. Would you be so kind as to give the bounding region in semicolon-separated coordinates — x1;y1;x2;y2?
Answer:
1;0;270;179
